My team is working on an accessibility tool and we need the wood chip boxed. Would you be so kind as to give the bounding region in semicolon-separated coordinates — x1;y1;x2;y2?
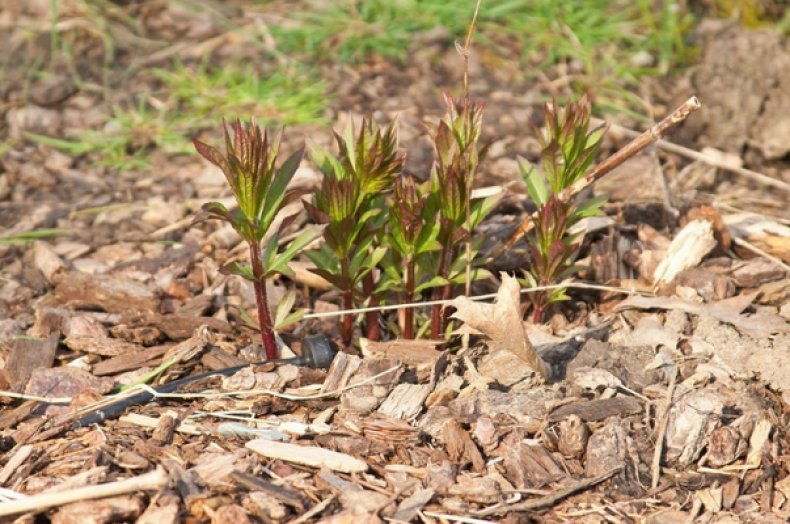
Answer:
91;344;170;376
549;396;643;422
51;494;145;523
64;336;144;357
2;334;58;391
246;439;368;474
362;413;421;447
54;271;159;316
229;470;306;511
443;419;486;474
377;382;432;421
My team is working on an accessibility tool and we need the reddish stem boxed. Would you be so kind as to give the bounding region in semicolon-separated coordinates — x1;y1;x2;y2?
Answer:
430;289;442;339
531;280;551;322
341;289;354;348
430;245;453;339
441;283;454;331
403;261;415;339
532;304;544;324
362;273;380;341
249;242;278;360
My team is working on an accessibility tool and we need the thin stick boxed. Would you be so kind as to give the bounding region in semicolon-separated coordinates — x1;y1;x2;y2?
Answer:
301;281;651;319
461;0;481;101
715;202;790;226
605;122;790;193
462;0;483;301
732;237;790;273
422;511;493;524
0;391;71;404
474;466;623;516
137;363;402;401
0;467;169;518
289;495;336;524
651;373;676;490
498;97;702;253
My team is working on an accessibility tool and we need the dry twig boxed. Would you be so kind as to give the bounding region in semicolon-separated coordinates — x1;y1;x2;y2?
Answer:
474;466;623;516
497;97;702;254
0;467;169;518
605;122;790;193
651;373;677;490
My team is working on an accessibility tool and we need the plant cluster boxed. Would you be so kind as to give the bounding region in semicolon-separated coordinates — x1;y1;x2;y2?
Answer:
193;119;319;360
423;94;497;339
304;119;402;346
193;95;609;357
519;96;607;322
304;103;499;345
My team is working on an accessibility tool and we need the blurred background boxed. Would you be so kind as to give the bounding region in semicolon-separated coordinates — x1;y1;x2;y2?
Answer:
1;0;788;242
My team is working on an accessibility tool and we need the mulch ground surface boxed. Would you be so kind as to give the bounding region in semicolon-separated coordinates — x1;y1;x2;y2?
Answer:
2;3;790;523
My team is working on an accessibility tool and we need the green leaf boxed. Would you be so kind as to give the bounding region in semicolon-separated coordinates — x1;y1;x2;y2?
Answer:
194;139;232;190
414;275;449;293
228;154;254;219
274;308;305;331
375;277;404;295
468;194;501;230
571;194;607;221
379;252;402;278
560;264;586;278
223;261;255;281
342;125;356;172
228;208;256;243
414;220;441;254
308;144;331;172
238;307;259;330
273;290;296;327
258;147;305;239
569;147;598;184
308;266;351;291
368;246;387;269
519;270;538;289
306;244;339;274
202;201;232;221
261;233;280;270
265;227;322;278
387;224;409;258
548;286;570;303
0;228;69;246
273;291;306;330
448;267;493;285
348;239;376;278
520;157;548;206
586;124;608;149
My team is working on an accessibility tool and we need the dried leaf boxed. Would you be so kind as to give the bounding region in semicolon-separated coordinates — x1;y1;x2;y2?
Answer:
450;273;550;380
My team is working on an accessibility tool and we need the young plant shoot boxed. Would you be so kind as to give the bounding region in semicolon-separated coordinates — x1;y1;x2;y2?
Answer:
306;117;403;346
193;119;316;360
380;174;441;338
520;96;608;322
427;93;499;339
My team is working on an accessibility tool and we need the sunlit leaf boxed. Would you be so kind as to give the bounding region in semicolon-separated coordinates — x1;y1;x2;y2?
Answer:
222;261;255;281
265;227;322;278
